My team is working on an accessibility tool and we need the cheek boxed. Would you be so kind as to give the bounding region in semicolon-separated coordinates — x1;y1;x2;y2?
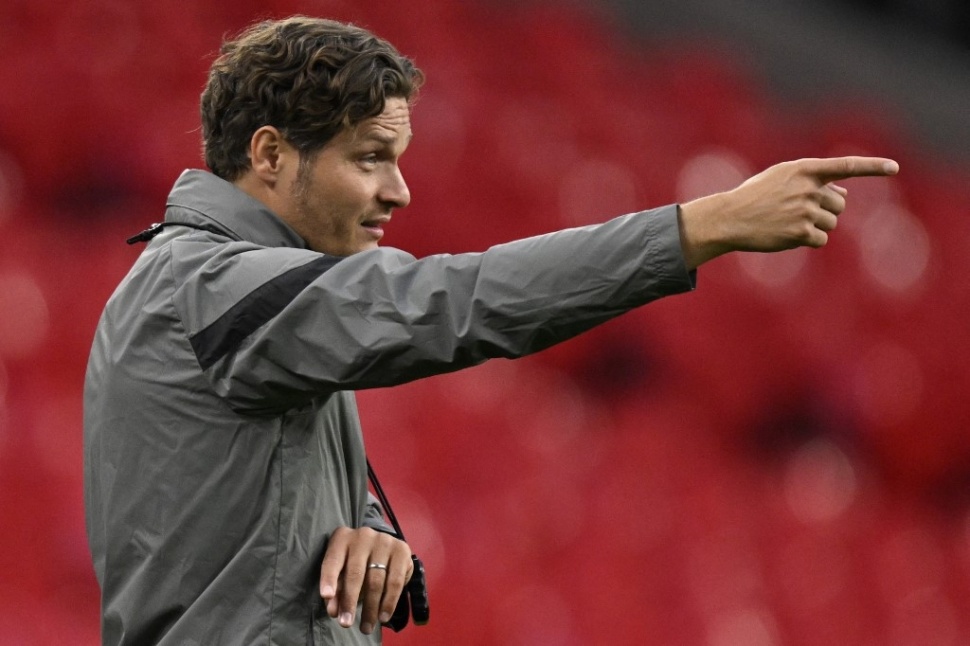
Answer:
300;181;340;223
310;174;366;213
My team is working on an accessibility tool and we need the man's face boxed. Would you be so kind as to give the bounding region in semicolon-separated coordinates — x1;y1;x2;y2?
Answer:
284;97;413;255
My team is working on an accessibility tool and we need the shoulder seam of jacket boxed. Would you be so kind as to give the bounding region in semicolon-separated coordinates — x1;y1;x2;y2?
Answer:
189;254;342;370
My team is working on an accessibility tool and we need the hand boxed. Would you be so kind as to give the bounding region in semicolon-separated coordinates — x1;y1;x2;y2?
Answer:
319;526;414;635
678;156;900;269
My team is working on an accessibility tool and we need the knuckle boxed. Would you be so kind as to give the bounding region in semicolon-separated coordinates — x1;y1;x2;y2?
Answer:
375;531;396;547
385;569;407;589
364;575;384;595
320;558;342;574
356;527;378;544
790;221;814;243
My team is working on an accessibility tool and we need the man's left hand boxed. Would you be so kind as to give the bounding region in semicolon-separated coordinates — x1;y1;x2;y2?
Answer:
319;526;414;635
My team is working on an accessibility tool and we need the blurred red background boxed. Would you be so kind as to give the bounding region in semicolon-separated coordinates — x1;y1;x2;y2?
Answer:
1;0;969;644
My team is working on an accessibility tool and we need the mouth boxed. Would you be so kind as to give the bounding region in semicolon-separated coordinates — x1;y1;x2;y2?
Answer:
360;216;390;240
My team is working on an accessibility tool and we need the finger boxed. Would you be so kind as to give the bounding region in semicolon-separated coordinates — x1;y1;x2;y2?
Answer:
336;530;378;628
320;527;352;617
359;542;395;634
806;226;829;248
802;156;899;182
828;182;848;197
814;210;838;233
378;548;414;627
817;185;847;216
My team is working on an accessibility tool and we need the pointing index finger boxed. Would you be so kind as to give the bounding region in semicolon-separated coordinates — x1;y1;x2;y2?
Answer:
803;156;899;182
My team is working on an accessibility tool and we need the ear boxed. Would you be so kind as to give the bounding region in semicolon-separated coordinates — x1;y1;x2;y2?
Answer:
249;126;294;184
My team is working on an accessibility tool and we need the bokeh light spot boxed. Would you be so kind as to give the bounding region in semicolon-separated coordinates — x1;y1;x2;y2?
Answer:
707;607;779;646
0;272;50;359
676;148;752;203
736;246;810;290
784;439;857;523
859;204;931;295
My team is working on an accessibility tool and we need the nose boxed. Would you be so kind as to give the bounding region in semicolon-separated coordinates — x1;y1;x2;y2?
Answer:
379;165;410;209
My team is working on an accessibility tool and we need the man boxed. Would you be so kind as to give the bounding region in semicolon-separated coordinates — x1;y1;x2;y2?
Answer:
83;14;899;646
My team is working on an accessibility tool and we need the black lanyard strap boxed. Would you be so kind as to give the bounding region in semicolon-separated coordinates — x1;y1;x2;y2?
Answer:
367;459;407;541
365;459;429;629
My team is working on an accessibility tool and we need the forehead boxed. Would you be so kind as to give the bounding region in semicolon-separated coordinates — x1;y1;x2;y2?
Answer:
353;97;412;143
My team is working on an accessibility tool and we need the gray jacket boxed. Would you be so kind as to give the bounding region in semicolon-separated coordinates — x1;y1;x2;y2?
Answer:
83;169;694;645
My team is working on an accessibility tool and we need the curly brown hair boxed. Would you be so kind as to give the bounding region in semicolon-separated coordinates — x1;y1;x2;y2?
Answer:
201;16;424;181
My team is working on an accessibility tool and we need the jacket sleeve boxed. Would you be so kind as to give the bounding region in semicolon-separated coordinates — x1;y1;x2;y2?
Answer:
171;205;694;415
362;493;397;536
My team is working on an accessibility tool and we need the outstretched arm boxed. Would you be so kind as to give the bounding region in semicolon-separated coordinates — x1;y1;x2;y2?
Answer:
678;156;900;269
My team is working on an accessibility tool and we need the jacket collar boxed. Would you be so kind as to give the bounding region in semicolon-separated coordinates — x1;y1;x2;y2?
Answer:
165;169;308;249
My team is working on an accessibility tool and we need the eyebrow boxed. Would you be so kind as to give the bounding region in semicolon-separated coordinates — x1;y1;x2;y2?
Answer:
364;132;412;147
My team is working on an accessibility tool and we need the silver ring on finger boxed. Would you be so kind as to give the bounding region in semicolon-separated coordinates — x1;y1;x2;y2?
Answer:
367;563;389;572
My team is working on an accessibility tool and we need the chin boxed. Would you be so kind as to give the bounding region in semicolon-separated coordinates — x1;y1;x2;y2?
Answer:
355;242;380;254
